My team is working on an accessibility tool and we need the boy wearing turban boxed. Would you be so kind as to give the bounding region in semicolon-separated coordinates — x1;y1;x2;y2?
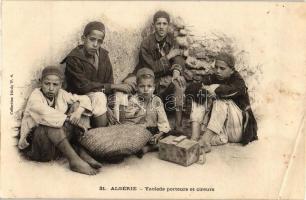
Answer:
187;53;258;153
18;66;102;175
62;21;133;128
123;11;186;132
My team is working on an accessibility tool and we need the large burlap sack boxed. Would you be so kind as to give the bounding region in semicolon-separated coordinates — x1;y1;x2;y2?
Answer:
79;124;152;159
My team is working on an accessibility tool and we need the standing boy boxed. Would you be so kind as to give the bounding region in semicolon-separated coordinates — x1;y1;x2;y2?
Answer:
18;66;102;175
61;21;133;128
188;53;258;153
123;11;186;131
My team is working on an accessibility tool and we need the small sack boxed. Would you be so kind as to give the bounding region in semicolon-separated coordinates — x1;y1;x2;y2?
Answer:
79;124;152;159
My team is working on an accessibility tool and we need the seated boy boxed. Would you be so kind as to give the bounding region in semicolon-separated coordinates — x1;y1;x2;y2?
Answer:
18;66;102;175
119;68;171;156
61;21;133;128
188;53;258;153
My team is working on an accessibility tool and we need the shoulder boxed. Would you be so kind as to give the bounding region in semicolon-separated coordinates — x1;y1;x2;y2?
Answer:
141;34;155;47
27;88;44;103
58;88;69;96
98;47;109;57
29;88;43;97
166;33;175;42
231;71;246;84
61;46;83;64
151;95;163;107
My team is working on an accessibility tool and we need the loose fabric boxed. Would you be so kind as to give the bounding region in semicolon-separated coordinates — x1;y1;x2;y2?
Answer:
207;100;243;144
87;92;107;117
18;88;92;149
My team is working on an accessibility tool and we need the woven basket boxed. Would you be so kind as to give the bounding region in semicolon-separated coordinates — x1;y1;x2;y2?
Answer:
79;124;152;159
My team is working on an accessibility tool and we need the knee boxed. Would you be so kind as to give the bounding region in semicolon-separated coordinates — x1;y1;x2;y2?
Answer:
38;126;67;140
90;92;107;105
90;92;107;116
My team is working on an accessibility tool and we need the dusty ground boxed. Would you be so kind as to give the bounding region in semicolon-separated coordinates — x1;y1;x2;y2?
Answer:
1;95;305;199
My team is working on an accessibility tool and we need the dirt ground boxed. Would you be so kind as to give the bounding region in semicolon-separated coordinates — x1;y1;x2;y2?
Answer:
1;95;305;199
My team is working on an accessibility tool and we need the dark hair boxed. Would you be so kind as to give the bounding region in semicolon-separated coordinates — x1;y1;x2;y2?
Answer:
83;21;105;37
153;10;170;23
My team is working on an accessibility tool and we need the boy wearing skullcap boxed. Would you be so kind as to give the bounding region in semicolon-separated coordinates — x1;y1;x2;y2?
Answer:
18;66;102;175
123;10;186;132
119;68;171;157
187;52;258;153
61;21;133;128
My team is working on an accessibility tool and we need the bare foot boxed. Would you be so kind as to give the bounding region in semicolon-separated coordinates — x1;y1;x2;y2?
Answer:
199;138;211;153
79;148;102;169
87;159;102;169
197;150;206;165
69;158;98;175
202;143;211;153
135;149;144;159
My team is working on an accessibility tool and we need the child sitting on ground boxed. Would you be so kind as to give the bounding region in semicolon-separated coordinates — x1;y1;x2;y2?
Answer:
119;68;171;157
187;52;258;153
61;21;133;128
18;66;102;175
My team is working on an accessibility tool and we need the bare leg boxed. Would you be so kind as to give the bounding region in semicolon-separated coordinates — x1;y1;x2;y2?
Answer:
78;147;102;169
46;127;98;175
199;129;215;153
92;113;108;128
173;77;186;131
175;107;184;131
191;121;201;141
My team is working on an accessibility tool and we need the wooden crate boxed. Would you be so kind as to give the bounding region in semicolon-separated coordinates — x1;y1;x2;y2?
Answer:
158;135;200;166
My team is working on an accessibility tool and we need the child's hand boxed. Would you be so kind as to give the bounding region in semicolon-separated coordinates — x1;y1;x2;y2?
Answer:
111;84;133;93
18;137;29;149
166;48;183;60
123;76;137;91
172;70;186;88
149;132;164;145
69;110;82;125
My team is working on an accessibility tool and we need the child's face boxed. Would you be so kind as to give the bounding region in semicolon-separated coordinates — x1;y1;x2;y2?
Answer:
154;18;169;39
82;30;105;56
137;78;155;100
41;75;62;100
214;60;234;80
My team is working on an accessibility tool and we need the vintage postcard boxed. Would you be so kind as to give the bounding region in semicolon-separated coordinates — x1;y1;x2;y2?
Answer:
0;1;305;199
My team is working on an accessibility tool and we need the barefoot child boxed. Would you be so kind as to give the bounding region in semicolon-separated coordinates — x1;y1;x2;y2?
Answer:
61;21;133;128
120;68;171;157
18;66;102;175
189;53;258;153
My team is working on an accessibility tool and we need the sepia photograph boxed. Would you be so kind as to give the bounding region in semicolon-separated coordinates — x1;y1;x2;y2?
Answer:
0;1;305;199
